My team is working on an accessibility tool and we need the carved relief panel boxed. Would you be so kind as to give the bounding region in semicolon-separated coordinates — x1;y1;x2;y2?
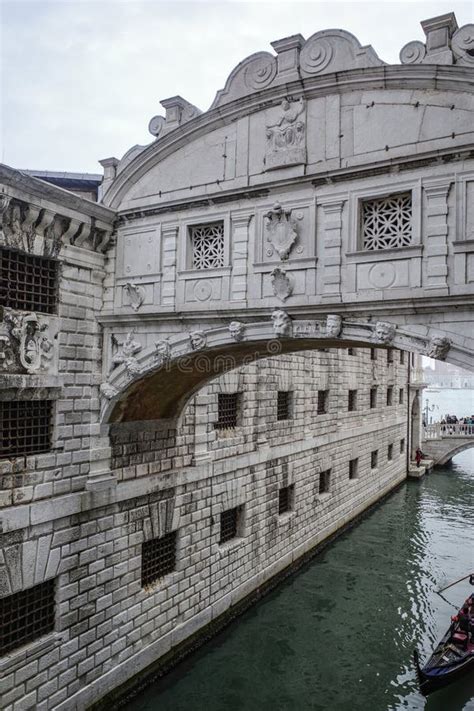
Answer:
264;98;307;171
115;222;162;310
0;309;59;375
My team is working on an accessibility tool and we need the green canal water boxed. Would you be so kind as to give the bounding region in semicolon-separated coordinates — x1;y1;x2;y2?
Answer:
124;452;474;711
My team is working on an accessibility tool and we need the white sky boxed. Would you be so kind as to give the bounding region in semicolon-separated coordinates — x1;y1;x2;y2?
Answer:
1;0;472;174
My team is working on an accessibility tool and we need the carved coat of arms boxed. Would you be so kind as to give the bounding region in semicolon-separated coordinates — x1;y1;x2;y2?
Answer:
264;203;298;261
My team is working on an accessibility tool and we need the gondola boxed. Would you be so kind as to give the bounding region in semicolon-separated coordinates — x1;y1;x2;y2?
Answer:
414;591;474;697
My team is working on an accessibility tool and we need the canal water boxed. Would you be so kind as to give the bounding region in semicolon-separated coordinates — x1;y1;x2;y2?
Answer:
124;451;474;711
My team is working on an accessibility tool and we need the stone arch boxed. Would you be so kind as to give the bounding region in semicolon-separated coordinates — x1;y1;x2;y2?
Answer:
100;317;467;426
434;442;474;466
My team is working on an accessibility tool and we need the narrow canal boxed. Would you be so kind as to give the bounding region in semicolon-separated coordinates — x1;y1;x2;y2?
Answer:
123;452;474;711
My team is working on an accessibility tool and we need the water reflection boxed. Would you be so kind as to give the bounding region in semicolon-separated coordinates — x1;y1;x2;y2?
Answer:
123;452;474;711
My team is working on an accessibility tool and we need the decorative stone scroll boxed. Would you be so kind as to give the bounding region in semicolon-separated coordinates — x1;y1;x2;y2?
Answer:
264;203;298;260
264;98;306;171
271;267;294;302
400;14;474;66
272;309;292;337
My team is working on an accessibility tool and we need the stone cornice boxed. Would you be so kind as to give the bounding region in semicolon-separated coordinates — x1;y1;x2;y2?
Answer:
104;64;474;209
0;163;116;227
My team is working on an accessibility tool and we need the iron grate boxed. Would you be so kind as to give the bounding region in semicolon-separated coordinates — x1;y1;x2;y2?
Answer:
0;400;53;459
278;485;293;515
141;531;177;586
0;579;55;656
219;507;239;544
317;390;328;415
215;393;239;430
277;391;291;421
0;247;58;314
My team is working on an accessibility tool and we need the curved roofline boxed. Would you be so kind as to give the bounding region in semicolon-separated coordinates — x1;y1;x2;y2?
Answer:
103;64;474;210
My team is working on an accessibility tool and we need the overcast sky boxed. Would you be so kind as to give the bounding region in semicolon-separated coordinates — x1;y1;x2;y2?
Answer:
1;0;472;174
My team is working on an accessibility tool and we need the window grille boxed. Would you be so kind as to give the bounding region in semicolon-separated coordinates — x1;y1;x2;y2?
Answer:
317;390;328;415
277;391;291;421
219;507;240;544
190;222;225;270
319;470;331;494
370;348;377;361
371;450;378;469
370;387;377;409
348;390;357;412
387;349;394;364
0;400;53;459
386;386;393;406
0;579;55;656
399;388;404;405
278;485;293;514
361;192;412;251
349;458;358;480
388;444;393;461
141;531;177;586
215;393;239;430
0;247;58;314
400;438;405;454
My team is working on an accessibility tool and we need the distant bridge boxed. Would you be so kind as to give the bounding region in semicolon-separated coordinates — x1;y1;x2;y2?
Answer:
422;424;474;466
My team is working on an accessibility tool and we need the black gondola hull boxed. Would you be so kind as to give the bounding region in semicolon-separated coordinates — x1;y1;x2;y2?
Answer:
415;652;474;697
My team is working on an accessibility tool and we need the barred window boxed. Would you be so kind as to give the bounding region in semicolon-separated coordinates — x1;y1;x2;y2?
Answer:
349;458;358;480
400;438;405;454
0;579;55;656
0;247;58;314
219;507;241;544
361;192;412;251
371;450;378;469
370;387;377;409
277;391;291;421
386;386;393;406
319;469;331;494
388;443;393;461
190;222;225;269
399;388;404;405
141;531;177;586
348;390;357;412
278;485;294;514
0;400;53;459
317;390;328;415
215;393;240;430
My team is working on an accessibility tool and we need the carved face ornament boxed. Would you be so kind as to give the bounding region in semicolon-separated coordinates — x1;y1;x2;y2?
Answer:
229;321;245;341
190;331;206;350
373;321;396;345
426;336;451;361
272;309;292;338
326;314;343;338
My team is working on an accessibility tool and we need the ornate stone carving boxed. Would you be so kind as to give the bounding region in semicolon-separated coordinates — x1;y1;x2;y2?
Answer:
272;309;292;338
400;15;474;66
265;98;306;171
124;282;145;312
326;314;343;338
452;25;474;66
229;321;245;341
299;29;383;76
100;382;118;400
264;203;298;260
244;54;277;90
271;267;294;302
0;335;14;370
210;52;277;109
426;336;451;360
189;331;206;350
4;311;55;374
112;332;142;376
43;214;70;258
1;201;35;252
399;41;426;64
373;321;396;345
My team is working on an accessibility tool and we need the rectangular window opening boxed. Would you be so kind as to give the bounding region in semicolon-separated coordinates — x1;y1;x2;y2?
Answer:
371;450;378;469
370;387;377;409
189;221;225;270
349;458;359;480
400;438;405;454
277;391;292;421
141;531;177;586
215;392;240;430
0;246;59;314
348;348;355;356
399;388;404;405
386;386;393;406
0;400;53;459
361;192;413;251
319;469;331;495
387;349;394;364
317;390;328;415
219;507;241;544
0;579;55;656
278;485;294;515
370;348;377;361
388;443;393;461
400;351;405;365
348;390;357;412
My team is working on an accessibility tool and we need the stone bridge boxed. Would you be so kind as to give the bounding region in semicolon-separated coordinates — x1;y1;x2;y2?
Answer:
422;423;474;465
